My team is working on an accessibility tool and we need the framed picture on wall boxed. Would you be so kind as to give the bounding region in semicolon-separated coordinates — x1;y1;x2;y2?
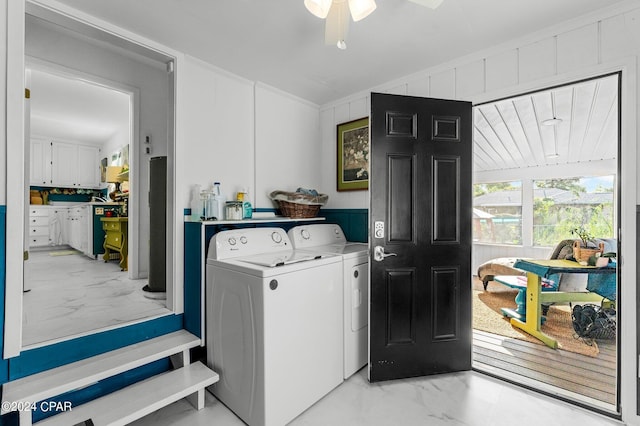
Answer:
337;117;369;191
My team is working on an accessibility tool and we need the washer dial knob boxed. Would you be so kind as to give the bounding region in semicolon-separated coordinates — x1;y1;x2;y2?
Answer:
301;229;310;240
240;236;248;244
228;237;237;246
271;232;282;243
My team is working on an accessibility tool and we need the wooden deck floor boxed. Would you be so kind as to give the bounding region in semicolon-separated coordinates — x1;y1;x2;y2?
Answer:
473;329;618;413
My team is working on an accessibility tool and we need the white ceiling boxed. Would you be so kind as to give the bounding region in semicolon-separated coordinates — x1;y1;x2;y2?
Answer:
28;68;130;145
27;0;621;168
474;74;619;173
51;0;628;105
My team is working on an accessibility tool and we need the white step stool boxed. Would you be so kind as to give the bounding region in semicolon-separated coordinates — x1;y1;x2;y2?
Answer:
1;330;218;425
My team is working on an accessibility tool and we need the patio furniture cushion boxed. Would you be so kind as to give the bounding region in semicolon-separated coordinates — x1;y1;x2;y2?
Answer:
476;239;576;290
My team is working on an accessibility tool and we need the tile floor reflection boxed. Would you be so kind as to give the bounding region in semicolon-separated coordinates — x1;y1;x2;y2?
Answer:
23;248;170;347
131;368;620;426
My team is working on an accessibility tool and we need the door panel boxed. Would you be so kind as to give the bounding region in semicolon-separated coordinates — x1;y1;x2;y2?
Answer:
432;267;459;340
386;268;416;345
369;92;472;383
432;116;460;141
389;155;414;242
432;156;460;243
387;112;417;138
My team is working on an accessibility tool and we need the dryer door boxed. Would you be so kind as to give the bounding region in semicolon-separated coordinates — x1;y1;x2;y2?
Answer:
351;262;369;331
344;260;369;378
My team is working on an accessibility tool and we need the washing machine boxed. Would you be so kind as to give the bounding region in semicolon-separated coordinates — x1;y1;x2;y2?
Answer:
288;223;369;379
206;227;343;426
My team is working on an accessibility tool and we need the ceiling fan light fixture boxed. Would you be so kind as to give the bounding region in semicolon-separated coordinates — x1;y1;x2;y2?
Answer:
348;0;377;22
542;117;563;126
304;0;333;18
325;1;350;47
407;0;444;9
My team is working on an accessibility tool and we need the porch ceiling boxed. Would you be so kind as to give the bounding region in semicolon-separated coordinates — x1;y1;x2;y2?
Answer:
473;74;619;173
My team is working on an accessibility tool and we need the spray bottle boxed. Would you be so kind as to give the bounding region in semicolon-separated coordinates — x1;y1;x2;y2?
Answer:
190;184;201;220
242;187;253;219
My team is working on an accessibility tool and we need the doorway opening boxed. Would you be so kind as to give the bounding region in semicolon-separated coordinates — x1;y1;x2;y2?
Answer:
3;3;177;357
23;65;171;347
471;73;620;415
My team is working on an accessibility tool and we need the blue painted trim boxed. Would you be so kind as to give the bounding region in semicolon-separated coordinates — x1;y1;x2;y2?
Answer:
9;314;183;380
184;222;202;337
318;209;369;243
183;212;336;339
0;206;7;385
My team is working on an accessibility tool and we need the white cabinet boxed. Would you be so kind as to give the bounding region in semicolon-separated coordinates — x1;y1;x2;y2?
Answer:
67;205;90;255
28;206;67;248
31;140;101;188
51;141;78;187
49;208;67;246
28;207;49;247
77;145;101;188
30;139;52;186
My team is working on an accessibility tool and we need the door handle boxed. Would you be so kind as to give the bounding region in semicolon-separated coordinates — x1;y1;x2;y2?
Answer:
374;245;397;262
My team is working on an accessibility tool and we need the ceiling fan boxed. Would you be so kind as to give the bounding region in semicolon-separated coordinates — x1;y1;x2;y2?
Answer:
304;0;445;49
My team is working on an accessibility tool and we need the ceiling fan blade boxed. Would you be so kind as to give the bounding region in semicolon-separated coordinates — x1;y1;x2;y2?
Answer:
407;0;444;9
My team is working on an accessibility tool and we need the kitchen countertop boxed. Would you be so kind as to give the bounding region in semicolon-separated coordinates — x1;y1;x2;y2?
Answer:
35;201;122;208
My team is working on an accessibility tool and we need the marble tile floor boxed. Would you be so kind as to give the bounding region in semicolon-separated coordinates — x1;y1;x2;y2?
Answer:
23;248;170;347
131;369;621;426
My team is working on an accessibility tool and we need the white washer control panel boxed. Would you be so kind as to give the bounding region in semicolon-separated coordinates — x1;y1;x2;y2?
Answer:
210;227;290;260
288;224;347;248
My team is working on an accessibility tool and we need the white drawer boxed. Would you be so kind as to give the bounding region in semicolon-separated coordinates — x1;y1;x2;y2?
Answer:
29;235;49;247
29;207;49;217
30;216;49;227
30;226;49;237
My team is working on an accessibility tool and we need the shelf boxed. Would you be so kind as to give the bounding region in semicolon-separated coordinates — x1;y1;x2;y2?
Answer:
188;216;325;225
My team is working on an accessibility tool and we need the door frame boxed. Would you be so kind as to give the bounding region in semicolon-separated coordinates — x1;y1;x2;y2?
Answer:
468;61;636;419
4;0;181;358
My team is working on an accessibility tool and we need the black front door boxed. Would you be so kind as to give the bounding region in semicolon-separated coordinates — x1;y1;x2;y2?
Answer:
369;92;472;382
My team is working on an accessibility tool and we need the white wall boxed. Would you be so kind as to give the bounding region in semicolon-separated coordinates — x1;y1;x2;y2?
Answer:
176;57;321;212
104;127;129;167
177;56;255;211
254;84;321;207
319;97;369;208
318;3;640;424
173;57;321;300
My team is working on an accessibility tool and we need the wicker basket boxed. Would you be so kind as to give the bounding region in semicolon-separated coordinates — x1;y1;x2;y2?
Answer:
573;240;604;263
277;200;321;218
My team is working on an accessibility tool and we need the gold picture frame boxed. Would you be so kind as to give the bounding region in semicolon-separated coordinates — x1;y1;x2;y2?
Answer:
337;117;369;191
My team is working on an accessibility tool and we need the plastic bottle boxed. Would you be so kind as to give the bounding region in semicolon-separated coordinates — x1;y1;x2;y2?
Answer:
242;187;253;219
200;190;211;220
212;182;225;219
190;184;201;220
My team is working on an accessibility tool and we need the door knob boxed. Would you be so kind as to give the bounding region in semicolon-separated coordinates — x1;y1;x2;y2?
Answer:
374;245;397;262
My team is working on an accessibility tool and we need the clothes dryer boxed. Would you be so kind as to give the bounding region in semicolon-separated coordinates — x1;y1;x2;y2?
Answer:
288;223;369;379
206;227;343;426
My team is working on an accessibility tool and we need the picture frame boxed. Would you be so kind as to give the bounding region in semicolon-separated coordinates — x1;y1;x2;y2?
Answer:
337;117;369;191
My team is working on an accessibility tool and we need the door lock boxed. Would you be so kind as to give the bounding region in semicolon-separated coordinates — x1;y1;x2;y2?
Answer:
374;246;397;262
374;221;384;239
